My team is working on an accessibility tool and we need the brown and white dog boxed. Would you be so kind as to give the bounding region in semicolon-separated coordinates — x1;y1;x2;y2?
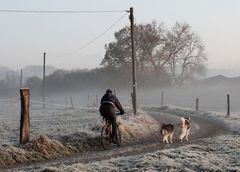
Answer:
160;123;174;144
179;117;191;142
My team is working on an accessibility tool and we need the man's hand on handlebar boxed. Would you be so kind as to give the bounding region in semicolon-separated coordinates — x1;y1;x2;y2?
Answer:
116;110;124;116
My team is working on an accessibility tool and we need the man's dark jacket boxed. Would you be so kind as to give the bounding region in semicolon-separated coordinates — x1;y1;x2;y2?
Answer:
99;94;124;117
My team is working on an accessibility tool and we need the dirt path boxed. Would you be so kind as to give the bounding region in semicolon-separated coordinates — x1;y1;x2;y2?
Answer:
3;110;226;172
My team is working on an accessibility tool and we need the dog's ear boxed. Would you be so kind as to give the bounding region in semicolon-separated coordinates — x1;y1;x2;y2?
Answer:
180;117;185;123
185;117;190;120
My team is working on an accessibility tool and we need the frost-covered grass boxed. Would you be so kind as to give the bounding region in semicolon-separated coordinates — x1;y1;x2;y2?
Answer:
0;101;159;168
0;101;101;146
40;135;240;172
39;105;240;172
143;104;240;134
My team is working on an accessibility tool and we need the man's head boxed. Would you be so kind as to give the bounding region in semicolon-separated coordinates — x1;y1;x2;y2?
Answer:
106;89;113;96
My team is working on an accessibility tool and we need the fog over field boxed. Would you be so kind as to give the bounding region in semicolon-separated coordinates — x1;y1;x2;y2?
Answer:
0;1;240;171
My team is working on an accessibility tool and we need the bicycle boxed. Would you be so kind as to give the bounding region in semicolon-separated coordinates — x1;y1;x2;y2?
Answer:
101;114;122;150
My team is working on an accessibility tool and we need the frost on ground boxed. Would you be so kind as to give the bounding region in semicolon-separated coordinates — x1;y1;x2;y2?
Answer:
40;105;240;172
41;135;240;172
144;104;240;135
0;102;158;168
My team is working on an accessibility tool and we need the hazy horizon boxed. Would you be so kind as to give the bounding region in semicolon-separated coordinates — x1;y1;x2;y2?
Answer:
0;0;240;72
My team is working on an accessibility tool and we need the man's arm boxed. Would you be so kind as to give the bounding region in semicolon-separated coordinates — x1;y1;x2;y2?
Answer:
114;97;124;115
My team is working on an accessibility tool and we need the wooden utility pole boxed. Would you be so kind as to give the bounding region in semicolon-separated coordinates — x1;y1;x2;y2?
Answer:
20;69;23;88
43;52;46;107
20;88;30;145
129;7;137;115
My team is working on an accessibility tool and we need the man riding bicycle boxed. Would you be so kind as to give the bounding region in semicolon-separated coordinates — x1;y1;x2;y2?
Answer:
99;89;125;143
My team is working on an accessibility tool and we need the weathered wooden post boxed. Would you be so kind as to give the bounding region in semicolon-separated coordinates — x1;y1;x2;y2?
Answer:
42;52;46;108
65;96;68;107
87;94;90;106
227;94;230;117
131;92;134;111
129;7;137;115
96;95;99;107
70;96;74;108
114;89;117;96
10;96;12;106
161;91;164;106
196;98;199;111
20;88;30;145
20;69;23;88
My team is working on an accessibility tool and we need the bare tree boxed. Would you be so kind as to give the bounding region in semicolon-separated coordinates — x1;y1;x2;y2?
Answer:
101;26;132;69
101;22;166;71
101;21;207;85
136;21;165;71
164;22;206;84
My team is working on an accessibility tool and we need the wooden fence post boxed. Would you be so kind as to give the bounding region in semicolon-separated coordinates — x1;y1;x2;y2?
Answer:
10;96;12;106
161;91;164;106
70;96;74;108
87;94;90;106
96;95;99;107
20;88;30;145
65;96;68;107
227;94;230;117
196;98;199;111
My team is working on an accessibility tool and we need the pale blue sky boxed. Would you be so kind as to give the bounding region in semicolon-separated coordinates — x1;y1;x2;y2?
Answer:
0;0;239;71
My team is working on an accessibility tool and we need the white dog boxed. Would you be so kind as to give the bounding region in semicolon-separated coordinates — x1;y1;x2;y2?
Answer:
179;117;191;142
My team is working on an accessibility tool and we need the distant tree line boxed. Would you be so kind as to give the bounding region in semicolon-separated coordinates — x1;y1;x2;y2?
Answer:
0;75;19;96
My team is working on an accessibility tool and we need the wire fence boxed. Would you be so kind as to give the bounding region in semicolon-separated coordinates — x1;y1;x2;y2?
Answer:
0;89;239;146
0;95;132;146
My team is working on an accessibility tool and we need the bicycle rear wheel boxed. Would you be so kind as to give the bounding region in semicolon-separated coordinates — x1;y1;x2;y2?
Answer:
101;124;112;150
116;127;122;146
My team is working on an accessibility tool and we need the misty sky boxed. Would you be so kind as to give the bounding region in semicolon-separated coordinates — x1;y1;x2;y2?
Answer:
0;0;240;73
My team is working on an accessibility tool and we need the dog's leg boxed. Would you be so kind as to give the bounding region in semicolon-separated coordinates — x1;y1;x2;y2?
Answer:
163;134;167;143
186;129;190;141
179;131;183;142
180;127;187;143
164;135;169;144
170;132;174;143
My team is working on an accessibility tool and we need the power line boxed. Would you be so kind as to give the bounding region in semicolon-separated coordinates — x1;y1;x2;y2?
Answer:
48;12;128;57
0;9;128;14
